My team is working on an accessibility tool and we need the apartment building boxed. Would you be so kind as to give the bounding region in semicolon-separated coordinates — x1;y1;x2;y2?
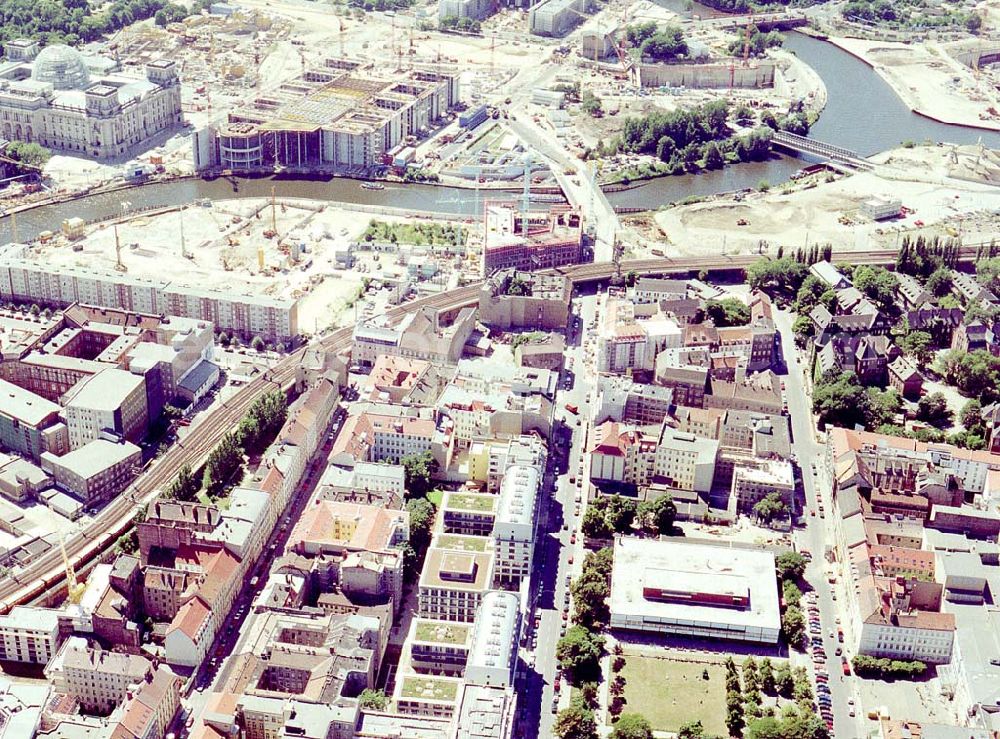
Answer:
626;277;688;304
731;457;795;514
596;296;683;374
441;492;498;536
589;421;718;492
63;368;148;449
594;374;674;426
0;606;61;664
56;645;152;714
407;618;472;674
469;434;547;493
0;245;298;341
0;378;67;461
41;438;142;502
466;590;520;688
418;546;495;622
493;464;538;588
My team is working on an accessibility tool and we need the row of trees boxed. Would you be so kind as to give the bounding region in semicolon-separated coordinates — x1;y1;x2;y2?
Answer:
580;494;677;540
199;390;288;498
439;14;481;32
554;548;613;739
851;655;926;679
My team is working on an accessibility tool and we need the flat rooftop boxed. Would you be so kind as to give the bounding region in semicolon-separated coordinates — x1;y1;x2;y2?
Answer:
398;676;461;702
443;492;497;514
413;619;471;646
610;537;780;636
420;547;493;591
0;377;60;426
433;534;490;553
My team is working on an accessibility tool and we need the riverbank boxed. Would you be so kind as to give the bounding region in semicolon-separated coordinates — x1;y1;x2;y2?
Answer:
826;36;1000;133
651;145;1000;257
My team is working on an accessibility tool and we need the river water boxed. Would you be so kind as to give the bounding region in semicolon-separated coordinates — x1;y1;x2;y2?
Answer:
0;25;997;241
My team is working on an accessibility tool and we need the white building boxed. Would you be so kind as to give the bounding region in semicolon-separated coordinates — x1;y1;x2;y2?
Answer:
626;277;688;304
493;465;538;588
860;196;902;221
589;422;718;492
0;606;61;664
731;458;795;514
609;537;781;644
595;296;682;374
439;0;495;20
419;546;495;623
41;437;142;502
0;43;181;160
529;0;589;36
466;591;520;688
63;367;147;449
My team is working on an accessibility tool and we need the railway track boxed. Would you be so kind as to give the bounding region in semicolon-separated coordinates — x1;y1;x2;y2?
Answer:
0;246;972;612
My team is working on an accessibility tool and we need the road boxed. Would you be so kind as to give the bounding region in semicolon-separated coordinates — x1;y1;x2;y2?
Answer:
518;290;599;739
774;308;865;738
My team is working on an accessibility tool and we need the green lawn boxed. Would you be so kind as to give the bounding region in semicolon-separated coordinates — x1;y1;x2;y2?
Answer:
446;492;496;512
434;534;489;552
618;655;728;736
414;620;470;645
427;490;444;508
399;676;459;701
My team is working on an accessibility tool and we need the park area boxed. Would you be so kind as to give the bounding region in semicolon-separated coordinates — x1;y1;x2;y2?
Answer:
617;653;728;736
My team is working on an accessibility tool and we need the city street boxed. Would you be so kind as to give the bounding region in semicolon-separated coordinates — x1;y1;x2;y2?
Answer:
518;290;599;739
774;308;867;738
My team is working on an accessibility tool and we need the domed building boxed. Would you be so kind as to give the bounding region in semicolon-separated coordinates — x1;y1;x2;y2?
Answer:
0;38;183;160
30;44;91;90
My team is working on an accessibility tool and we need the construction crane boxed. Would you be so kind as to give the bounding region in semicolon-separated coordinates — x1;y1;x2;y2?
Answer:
60;532;85;605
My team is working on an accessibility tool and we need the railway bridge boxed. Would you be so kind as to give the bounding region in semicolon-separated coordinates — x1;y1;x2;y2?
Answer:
772;130;875;172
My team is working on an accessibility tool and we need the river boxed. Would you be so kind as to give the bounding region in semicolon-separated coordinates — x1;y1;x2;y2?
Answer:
0;24;996;240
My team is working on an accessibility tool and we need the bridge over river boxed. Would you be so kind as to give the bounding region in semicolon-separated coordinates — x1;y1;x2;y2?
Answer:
772;130;876;172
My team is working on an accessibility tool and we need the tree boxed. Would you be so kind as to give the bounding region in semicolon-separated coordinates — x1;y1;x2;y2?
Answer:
5;141;51;172
746;258;807;295
705;297;750;327
202;432;244;497
251;335;265;351
899;330;934;366
853;265;897;308
852;655;926;679
639;26;688;61
812;372;870;429
792;315;814;347
776;551;807;582
402;451;438;498
404;496;436;578
917;391;952;428
358;689;388;710
753;492;787;524
581;504;613;539
702;140;724;170
610;713;653;739
581;90;603;116
636;495;675;535
782;580;802;608
556;626;605;682
961;399;984;433
605;495;637;533
773;663;793;697
966;12;983;32
867;388;903;429
554;696;599;739
782;605;805;648
926;267;953;297
759;658;775;695
163;463;200;501
677;721;709;739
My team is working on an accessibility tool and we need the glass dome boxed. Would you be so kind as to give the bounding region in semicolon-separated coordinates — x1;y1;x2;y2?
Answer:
31;45;90;90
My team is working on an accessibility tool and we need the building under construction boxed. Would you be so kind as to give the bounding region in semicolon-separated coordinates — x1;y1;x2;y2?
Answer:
192;58;460;170
481;201;585;276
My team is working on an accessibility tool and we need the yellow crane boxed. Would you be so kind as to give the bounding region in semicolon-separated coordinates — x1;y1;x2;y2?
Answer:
60;532;85;605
